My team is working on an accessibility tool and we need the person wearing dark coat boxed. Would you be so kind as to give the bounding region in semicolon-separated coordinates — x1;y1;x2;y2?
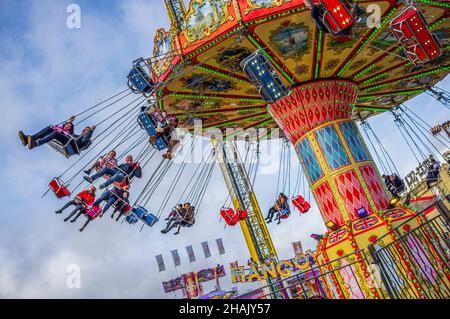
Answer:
84;155;142;189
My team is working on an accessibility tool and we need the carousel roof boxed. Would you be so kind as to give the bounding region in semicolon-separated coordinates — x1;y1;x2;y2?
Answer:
151;0;450;136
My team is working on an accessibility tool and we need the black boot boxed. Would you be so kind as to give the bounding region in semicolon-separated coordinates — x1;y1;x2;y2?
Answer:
19;131;27;146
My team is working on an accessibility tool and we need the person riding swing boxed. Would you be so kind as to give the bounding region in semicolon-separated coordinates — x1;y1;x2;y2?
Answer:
265;193;290;224
83;150;118;175
19;116;95;153
84;154;142;190
161;203;195;235
55;186;97;220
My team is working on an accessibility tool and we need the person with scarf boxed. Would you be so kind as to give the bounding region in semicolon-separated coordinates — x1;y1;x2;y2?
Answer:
84;155;142;189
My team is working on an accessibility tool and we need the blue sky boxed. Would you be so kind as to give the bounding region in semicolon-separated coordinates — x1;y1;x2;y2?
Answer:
0;0;448;298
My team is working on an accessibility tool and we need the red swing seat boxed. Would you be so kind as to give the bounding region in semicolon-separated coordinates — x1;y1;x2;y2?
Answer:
220;208;239;226
318;0;356;35
292;195;311;214
237;209;248;220
390;6;442;65
85;206;102;220
49;178;71;199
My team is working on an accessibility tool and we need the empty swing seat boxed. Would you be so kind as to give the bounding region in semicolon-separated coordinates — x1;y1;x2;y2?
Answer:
137;112;168;151
48;137;81;159
126;213;140;225
49;178;71;199
220;208;239;226
292;195;311;214
237;209;248;220
390;6;442;65
318;0;356;35
131;206;159;227
127;58;156;94
241;50;288;104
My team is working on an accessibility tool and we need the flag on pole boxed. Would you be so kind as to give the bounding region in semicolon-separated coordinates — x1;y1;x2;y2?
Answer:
201;241;211;258
155;254;166;272
216;238;225;255
171;249;181;267
186;245;196;263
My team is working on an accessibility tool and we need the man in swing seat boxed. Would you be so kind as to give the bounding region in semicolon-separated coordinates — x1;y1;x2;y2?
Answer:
162;116;180;160
164;204;184;221
55;186;96;219
75;126;95;152
84;154;142;190
426;157;441;188
161;203;195;235
84;150;118;175
265;193;289;224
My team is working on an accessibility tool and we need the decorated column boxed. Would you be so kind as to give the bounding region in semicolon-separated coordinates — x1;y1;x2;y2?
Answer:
269;80;390;228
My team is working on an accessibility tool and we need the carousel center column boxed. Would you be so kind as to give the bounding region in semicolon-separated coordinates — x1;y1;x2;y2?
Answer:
269;80;390;228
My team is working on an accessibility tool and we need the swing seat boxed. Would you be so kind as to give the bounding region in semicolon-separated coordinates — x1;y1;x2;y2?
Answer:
318;0;356;36
48;137;80;159
126;213;140;225
132;206;159;227
390;6;442;65
237;209;248;220
85;206;102;219
114;178;130;189
292;195;311;214
280;208;290;219
137;111;168;151
49;178;71;199
241;50;288;104
220;208;240;226
127;58;156;94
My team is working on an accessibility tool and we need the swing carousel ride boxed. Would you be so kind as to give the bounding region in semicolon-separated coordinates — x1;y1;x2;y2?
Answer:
24;0;450;299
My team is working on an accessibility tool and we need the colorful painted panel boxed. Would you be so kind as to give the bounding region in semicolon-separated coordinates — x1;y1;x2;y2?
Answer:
315;125;350;171
315;182;344;226
334;170;373;221
353;216;379;231
383;208;407;220
153;28;175;77
252;12;315;83
339;121;369;162
244;0;292;14
298;137;323;183
182;0;233;43
328;229;347;244
358;165;389;211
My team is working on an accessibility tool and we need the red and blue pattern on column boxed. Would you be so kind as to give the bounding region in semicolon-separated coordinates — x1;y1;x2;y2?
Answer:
297;137;324;183
315;182;344;226
359;165;389;211
339;121;370;162
315;124;350;171
334;170;373;221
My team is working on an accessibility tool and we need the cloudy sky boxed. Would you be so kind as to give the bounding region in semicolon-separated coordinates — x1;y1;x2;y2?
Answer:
0;0;448;298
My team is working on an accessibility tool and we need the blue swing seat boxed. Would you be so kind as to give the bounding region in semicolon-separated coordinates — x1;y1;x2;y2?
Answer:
137;111;168;151
241;50;288;104
127;58;156;94
128;206;159;227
